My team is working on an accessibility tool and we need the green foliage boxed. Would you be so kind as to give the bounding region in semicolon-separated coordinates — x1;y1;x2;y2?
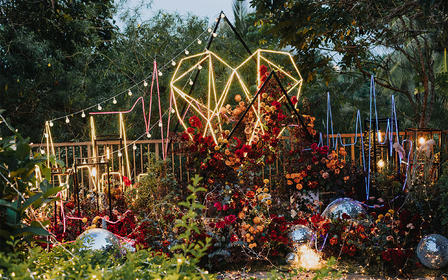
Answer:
171;175;211;266
0;241;216;279
435;162;448;235
125;155;177;214
0;131;63;250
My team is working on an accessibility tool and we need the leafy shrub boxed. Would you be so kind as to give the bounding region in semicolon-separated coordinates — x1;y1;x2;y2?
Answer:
0;131;62;251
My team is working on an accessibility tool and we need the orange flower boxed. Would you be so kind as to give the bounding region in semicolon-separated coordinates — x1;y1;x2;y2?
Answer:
296;184;303;190
253;217;261;224
287;180;293;185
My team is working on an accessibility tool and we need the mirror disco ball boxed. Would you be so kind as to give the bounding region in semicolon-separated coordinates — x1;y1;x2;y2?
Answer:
77;228;121;252
286;252;297;264
289;225;314;245
417;234;448;269
322;197;366;220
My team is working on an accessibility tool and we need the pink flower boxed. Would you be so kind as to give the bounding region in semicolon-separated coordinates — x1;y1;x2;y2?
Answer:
223;204;229;211
214;202;222;211
322;172;329;179
386;235;394;242
224;215;237;224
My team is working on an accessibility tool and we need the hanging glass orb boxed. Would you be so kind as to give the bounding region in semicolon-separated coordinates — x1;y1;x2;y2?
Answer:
417;234;448;269
322;197;366;220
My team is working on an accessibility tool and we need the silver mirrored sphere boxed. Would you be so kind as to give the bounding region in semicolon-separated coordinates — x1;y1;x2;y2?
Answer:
77;228;121;252
289;225;314;245
286;252;297;264
417;234;448;269
322;197;366;219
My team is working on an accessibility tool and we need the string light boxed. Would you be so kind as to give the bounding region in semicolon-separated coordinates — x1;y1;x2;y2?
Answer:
220;13;225;18
146;132;151;138
43;22;213;124
171;108;175;114
65;116;70;123
49;121;54;127
198;64;203;70
117;151;122;157
97;104;102;111
133;144;137;150
40;149;45;154
212;33;218;37
158;120;162;127
418;137;426;146
189;79;194;85
377;159;385;169
143;80;148;87
44;133;49;138
113;97;117;104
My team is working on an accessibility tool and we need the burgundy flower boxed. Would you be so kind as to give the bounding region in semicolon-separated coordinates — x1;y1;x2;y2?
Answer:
224;214;237;224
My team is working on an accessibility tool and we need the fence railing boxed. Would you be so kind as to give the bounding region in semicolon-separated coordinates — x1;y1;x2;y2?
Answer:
31;130;447;185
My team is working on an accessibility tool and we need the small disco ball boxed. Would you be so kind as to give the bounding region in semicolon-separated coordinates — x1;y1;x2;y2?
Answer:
289;225;314;245
77;228;121;253
417;234;448;269
285;252;297;264
322;197;366;220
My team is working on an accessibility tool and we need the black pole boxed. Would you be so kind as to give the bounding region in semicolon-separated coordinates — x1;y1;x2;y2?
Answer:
166;13;224;156
227;71;274;140
272;72;313;142
222;15;253;55
107;160;112;218
73;162;81;233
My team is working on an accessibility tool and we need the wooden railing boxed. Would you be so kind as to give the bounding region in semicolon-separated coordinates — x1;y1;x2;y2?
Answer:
31;130;447;184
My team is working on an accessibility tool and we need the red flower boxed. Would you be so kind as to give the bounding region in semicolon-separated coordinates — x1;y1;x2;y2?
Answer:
222;204;229;211
188;115;202;128
291;96;298;105
311;214;324;225
342;213;351;220
230;234;238;242
214;202;222;211
215;220;226;229
187;127;195;134
224;214;237;224
319;146;329;155
311;143;318;151
381;249;392;262
271;101;281;110
123;176;131;187
329;237;338;245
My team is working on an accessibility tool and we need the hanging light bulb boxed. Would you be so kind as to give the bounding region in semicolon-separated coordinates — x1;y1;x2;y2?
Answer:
171;60;176;66
185;49;189;55
208;28;212;33
113;97;117;104
44;133;49;138
81;111;86;118
143;80;148;87
133;144;137;150
98;104;102;110
158;120;162;127
171;108;175;114
40;149;45;154
418;137;426;146
118;151;122;157
158;71;163;76
146;132;151;138
212;32;218;37
65;116;70;123
189;79;194;85
128;89;132;96
49;121;54;127
220;13;225;18
198;64;202;70
377;159;385;169
197;39;202;45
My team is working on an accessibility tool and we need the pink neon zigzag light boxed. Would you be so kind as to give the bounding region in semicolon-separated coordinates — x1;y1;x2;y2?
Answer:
90;60;173;160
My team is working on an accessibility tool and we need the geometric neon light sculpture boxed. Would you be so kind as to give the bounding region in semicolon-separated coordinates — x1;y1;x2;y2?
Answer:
170;49;303;144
